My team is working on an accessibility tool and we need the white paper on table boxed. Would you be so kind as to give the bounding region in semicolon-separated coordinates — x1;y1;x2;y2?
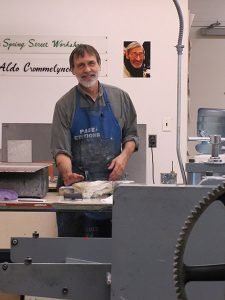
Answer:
100;195;113;204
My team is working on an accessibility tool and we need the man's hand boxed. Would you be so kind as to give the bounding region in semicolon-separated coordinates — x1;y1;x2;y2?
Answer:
108;153;128;181
63;172;84;186
56;154;84;186
108;141;136;181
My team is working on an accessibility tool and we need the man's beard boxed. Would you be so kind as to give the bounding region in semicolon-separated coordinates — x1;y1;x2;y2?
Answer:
77;72;99;88
124;59;144;77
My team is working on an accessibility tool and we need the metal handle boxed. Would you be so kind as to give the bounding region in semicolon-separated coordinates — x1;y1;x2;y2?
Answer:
188;136;225;142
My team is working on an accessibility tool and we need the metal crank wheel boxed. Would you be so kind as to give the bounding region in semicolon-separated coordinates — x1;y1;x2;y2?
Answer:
173;183;225;300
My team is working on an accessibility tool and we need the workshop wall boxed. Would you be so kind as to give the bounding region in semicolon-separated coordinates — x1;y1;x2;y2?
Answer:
188;0;225;158
0;0;189;184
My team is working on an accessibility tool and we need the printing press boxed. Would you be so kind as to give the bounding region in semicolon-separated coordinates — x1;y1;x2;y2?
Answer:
1;173;225;299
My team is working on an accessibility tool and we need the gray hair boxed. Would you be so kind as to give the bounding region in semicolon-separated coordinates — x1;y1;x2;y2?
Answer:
126;42;144;54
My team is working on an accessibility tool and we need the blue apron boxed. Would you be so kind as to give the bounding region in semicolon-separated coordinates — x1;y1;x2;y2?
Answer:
71;86;121;225
70;86;122;180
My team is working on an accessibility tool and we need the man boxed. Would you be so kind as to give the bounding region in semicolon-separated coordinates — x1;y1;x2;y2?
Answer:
51;44;138;237
124;41;146;77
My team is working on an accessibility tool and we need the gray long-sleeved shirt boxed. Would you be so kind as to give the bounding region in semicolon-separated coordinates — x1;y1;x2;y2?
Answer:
51;82;138;159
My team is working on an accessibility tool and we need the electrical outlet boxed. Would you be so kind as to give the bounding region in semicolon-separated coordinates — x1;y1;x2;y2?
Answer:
149;134;157;148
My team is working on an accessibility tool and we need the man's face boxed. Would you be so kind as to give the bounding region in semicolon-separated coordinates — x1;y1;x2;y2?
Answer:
71;52;101;88
126;46;145;69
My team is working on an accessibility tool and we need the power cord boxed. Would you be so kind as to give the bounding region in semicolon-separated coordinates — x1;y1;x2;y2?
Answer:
150;147;155;184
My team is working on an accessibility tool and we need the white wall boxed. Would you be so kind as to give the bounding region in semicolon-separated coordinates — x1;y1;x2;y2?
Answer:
0;0;189;184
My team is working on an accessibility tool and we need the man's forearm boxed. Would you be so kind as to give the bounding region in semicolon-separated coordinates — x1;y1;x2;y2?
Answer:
55;153;72;179
121;140;136;160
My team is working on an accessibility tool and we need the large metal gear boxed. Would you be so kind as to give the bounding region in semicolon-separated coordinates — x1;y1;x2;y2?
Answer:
173;183;225;300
